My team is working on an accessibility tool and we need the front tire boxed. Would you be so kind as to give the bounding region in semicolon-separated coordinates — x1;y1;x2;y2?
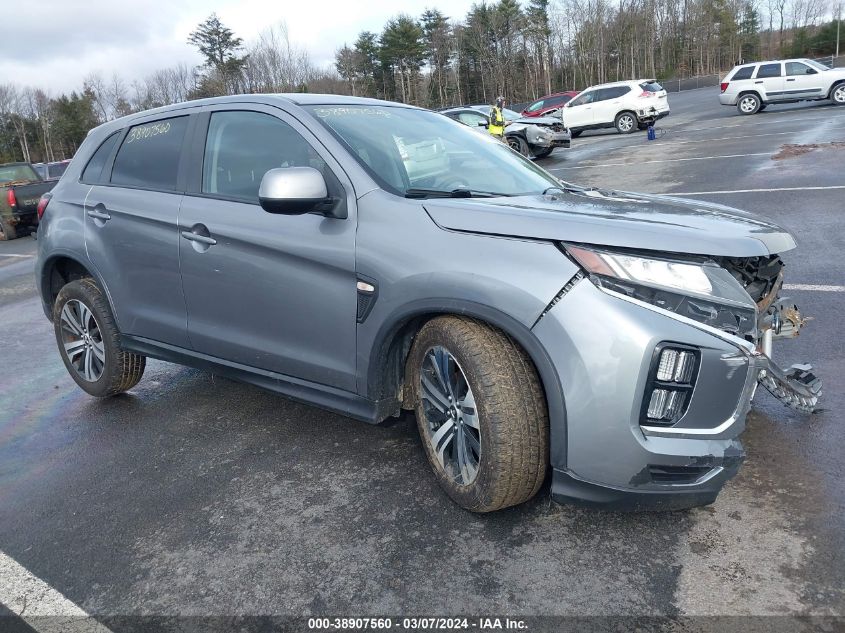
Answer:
832;83;845;105
737;93;761;115
615;111;637;133
507;135;530;157
0;216;18;241
408;316;549;512
53;278;146;397
532;147;554;159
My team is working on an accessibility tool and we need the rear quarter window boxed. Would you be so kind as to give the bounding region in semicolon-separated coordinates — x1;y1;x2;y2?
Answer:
110;116;189;191
639;81;663;92
731;66;755;80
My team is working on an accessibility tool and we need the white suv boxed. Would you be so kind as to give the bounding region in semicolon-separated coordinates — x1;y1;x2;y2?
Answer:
719;58;845;115
561;80;670;136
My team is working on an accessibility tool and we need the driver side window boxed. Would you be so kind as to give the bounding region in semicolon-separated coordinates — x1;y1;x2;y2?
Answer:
785;62;814;76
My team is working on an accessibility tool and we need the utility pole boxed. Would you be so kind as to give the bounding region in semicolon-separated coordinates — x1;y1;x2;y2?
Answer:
837;3;842;59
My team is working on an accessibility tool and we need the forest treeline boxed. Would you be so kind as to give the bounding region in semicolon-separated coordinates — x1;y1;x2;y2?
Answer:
1;1;842;163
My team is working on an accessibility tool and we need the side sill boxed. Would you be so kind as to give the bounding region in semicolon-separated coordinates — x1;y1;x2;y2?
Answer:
120;335;398;424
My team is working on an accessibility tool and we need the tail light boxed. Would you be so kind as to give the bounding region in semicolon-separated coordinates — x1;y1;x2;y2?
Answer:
720;82;729;93
638;91;652;98
37;193;52;220
6;188;16;209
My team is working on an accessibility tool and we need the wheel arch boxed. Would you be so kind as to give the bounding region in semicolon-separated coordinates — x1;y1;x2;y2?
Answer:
367;299;568;469
828;79;845;99
39;253;117;324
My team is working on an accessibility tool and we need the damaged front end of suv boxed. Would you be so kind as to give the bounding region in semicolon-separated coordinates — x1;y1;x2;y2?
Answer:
423;185;823;510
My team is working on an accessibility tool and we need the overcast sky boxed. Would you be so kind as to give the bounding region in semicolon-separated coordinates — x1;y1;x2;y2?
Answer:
3;0;480;94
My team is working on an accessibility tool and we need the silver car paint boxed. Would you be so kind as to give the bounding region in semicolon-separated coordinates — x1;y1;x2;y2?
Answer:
35;94;804;507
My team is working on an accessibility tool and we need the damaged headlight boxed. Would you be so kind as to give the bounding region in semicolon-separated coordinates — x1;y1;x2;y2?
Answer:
564;244;758;339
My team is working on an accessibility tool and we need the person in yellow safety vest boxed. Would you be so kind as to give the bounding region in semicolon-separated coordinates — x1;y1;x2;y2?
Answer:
489;96;506;139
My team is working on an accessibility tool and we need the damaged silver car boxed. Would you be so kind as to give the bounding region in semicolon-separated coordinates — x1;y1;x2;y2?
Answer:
36;95;820;513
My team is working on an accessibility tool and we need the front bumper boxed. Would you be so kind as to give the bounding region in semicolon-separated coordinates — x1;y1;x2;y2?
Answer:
531;279;771;509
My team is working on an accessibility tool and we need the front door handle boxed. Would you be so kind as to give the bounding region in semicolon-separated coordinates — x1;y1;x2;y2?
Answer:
786;78;796;82
181;231;217;246
754;81;764;84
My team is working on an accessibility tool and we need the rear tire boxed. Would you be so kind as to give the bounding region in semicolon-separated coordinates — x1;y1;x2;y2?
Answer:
737;93;761;115
407;316;549;512
615;111;637;133
507;135;530;157
53;278;146;397
0;216;18;241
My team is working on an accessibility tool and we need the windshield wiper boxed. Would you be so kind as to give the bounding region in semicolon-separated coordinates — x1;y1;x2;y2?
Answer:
404;188;510;199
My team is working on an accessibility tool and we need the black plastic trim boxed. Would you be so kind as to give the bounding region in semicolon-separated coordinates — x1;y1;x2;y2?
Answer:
551;468;728;511
120;334;396;424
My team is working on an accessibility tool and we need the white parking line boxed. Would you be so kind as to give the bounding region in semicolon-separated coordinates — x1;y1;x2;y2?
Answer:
663;185;845;195
783;283;845;292
647;127;845;148
0;253;33;258
680;111;845;133
0;550;113;633
550;152;770;170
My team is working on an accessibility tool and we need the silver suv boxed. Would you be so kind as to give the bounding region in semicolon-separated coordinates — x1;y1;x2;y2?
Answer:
35;95;821;512
719;58;845;114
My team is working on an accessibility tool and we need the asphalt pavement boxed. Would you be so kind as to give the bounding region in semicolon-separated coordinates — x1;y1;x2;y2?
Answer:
1;89;843;631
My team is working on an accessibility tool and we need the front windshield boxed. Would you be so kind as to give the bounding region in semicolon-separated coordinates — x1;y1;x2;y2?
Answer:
804;59;829;71
306;105;561;197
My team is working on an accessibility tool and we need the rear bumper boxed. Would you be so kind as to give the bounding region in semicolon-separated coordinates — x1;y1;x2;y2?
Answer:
719;93;739;105
5;210;37;226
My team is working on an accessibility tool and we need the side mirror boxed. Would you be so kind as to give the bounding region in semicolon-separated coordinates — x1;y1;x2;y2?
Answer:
258;167;334;216
806;68;817;74
477;120;489;127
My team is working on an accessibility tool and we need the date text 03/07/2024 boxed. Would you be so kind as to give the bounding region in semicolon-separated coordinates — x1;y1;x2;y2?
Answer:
307;617;529;630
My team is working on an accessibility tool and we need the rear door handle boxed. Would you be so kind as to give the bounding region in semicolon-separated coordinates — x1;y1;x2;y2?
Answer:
181;231;217;246
86;209;111;221
786;78;796;82
754;81;764;84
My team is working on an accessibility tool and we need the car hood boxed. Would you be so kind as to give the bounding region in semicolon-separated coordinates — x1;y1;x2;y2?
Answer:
509;115;561;126
423;188;796;257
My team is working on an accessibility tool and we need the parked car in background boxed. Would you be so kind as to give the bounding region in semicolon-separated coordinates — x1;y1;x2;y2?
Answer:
450;105;571;158
719;58;845;114
0;162;55;240
521;91;580;118
33;160;72;181
37;94;819;514
562;80;670;135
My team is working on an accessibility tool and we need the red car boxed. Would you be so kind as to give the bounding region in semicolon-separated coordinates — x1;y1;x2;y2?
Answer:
521;91;579;118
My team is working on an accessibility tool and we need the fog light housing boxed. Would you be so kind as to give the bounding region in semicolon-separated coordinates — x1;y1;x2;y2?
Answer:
641;344;700;427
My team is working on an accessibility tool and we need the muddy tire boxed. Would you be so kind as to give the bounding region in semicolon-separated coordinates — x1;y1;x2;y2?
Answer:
0;216;18;241
407;316;549;512
53;278;146;397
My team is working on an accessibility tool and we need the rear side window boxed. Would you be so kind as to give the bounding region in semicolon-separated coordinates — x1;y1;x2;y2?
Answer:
639;81;663;92
756;64;782;79
82;133;121;184
111;116;188;191
731;66;755;80
598;86;629;100
202;110;328;203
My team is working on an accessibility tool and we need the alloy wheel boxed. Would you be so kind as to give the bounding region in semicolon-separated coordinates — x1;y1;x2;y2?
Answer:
419;346;481;485
834;85;845;104
59;299;106;382
740;96;758;113
618;114;634;132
